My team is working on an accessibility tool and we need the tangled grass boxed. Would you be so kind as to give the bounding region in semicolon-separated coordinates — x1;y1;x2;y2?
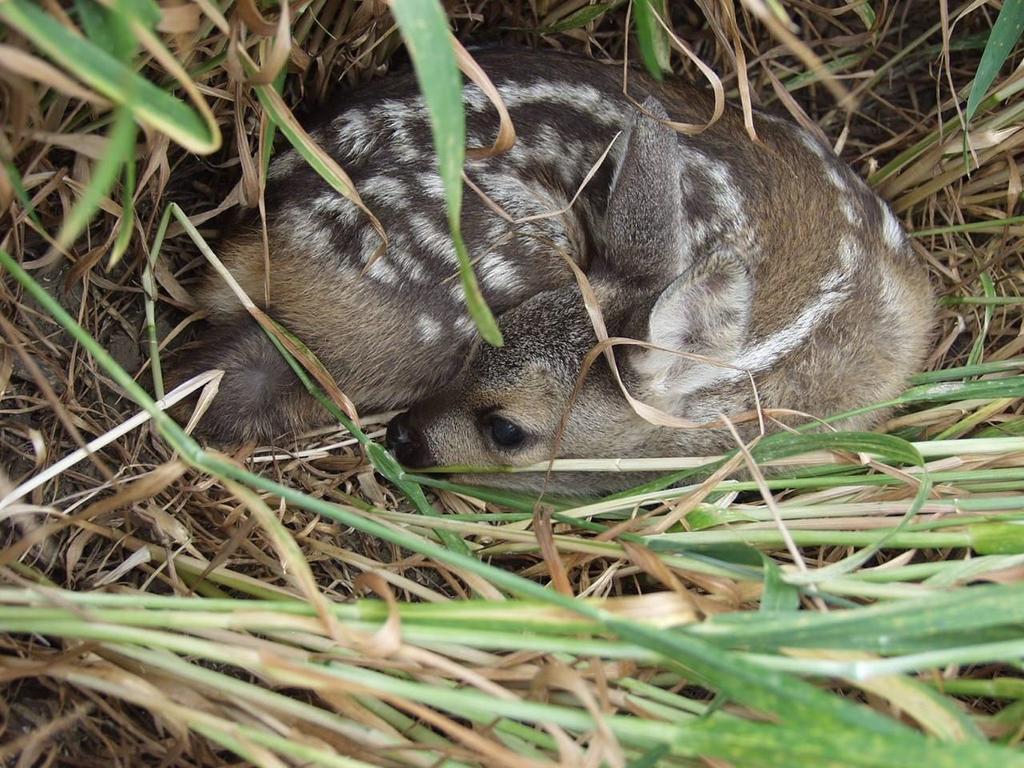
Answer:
2;1;1024;766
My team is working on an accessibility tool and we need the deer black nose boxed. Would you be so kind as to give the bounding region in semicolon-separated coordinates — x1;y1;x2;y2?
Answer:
386;412;433;468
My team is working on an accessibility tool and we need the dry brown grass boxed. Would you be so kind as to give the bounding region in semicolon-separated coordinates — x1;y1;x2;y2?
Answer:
2;1;1024;766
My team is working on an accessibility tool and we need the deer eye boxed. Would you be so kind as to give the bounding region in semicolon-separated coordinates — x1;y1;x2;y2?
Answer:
486;415;526;449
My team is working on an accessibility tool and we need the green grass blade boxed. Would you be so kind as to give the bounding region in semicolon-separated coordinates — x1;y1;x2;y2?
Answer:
609;619;915;741
912;214;1024;236
537;2;622;34
964;0;1024;124
909;359;1024;383
901;376;1024;404
0;0;219;153
753;431;923;467
142;207;171;399
942;295;1024;306
677;715;1016;767
699;583;1024;650
77;0;153;57
967;272;995;367
108;141;136;267
615;430;926;499
853;0;876;29
75;0;121;55
784;474;933;585
759;557;800;612
55;105;136;251
633;0;669;80
122;0;162;28
1;156;42;229
388;0;502;346
260;68;288;175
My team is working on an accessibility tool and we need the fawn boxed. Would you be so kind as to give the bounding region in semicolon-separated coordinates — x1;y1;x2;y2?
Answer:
178;49;934;493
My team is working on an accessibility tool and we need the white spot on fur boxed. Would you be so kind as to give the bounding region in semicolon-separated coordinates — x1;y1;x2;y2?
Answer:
408;213;447;249
838;235;860;274
474;172;572;244
497;82;626;125
679;219;710;257
839;197;860;226
877;267;905;315
275;201;340;263
448;279;468;306
463;84;490;112
416;171;447;200
332;108;365;133
405;257;428;282
531;123;587;183
798;130;831;160
455;315;475;335
732;274;850;375
479;254;520;295
671;144;747;265
416;314;443;343
484;217;512;249
332;110;378;160
880;203;906;250
825;164;848;192
704;159;745;224
268;149;302;180
412;216;458;266
800;130;878;231
285;213;337;260
366;258;400;284
358;227;397;284
380;97;423;124
368;99;425;163
360;175;409;207
311;190;361;228
378;232;420;280
475;172;535;217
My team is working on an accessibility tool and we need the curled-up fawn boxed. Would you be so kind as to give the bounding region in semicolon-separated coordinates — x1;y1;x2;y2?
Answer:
177;49;934;493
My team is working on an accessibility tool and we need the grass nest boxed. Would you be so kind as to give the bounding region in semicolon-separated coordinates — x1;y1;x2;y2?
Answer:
2;1;1024;766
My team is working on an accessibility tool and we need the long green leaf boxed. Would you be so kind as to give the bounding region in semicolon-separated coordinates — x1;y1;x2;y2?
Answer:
752;430;924;468
759;556;800;612
699;583;1024;653
0;0;218;153
964;0;1024;124
615;430;926;499
108;138;136;267
1;156;42;229
388;0;503;346
910;359;1024;383
966;272;996;367
75;0;121;54
7;584;1024;658
55;105;136;250
633;0;669;80
537;2;622;34
902;376;1024;404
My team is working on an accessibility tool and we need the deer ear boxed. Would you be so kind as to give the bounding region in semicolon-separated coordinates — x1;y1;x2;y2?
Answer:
632;253;752;398
601;96;684;280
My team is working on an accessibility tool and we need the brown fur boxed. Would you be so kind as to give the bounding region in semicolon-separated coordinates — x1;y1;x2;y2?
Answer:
390;84;934;494
175;49;934;492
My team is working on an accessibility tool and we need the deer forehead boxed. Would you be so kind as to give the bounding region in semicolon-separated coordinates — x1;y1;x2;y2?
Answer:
469;362;571;413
